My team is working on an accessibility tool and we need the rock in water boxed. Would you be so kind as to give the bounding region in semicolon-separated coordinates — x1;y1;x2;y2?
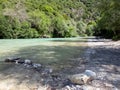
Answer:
33;63;42;69
4;57;20;62
24;59;32;65
15;60;24;64
69;74;90;85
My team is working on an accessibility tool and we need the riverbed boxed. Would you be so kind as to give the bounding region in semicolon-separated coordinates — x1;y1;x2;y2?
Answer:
0;38;119;90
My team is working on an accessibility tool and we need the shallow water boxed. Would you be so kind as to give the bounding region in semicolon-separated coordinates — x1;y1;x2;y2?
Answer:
0;38;87;71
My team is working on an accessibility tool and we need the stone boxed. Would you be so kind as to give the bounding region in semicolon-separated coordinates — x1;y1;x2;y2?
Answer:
82;85;118;90
32;63;42;69
84;70;96;80
24;59;32;65
69;74;90;85
15;60;24;64
4;57;20;62
61;85;83;90
69;70;96;85
42;68;53;75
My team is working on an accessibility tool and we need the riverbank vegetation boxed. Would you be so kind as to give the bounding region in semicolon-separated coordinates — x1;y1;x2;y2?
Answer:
0;0;119;39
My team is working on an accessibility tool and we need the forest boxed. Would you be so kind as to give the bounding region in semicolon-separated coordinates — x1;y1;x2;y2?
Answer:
0;0;120;40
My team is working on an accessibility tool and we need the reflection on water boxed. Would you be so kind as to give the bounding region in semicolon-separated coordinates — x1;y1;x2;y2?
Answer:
0;38;87;71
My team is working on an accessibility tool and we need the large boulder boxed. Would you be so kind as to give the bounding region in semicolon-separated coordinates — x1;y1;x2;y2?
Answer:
69;74;90;85
69;70;96;85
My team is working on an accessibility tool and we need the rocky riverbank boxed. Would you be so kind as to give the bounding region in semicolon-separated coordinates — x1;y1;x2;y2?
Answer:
0;39;119;90
84;39;120;89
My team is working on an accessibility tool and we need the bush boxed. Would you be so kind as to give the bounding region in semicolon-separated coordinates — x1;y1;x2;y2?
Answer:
65;19;77;37
86;21;96;36
19;28;39;38
112;35;120;41
29;10;52;37
52;16;68;37
52;17;77;37
77;21;87;36
0;15;13;38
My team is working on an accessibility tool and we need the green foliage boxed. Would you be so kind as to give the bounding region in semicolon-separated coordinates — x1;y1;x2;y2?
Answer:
77;21;87;36
19;28;39;38
0;0;119;39
96;0;120;39
29;10;52;37
53;17;77;37
52;16;68;37
86;21;96;36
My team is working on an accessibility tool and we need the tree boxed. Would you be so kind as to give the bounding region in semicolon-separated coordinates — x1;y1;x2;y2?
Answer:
97;0;120;39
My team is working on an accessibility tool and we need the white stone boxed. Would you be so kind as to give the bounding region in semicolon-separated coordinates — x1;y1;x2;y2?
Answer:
24;59;32;64
84;70;96;80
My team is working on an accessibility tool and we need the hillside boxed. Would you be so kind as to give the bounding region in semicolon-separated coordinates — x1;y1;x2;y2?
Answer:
0;0;119;39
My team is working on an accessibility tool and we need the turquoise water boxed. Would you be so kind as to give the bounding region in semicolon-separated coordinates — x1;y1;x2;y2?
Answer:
0;38;86;71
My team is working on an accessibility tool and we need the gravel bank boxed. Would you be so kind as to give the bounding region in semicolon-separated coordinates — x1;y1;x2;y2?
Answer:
85;39;120;89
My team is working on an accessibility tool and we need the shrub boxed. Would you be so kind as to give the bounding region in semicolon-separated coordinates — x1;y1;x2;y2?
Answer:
86;21;96;36
52;16;68;37
19;28;39;38
77;21;87;36
29;10;52;37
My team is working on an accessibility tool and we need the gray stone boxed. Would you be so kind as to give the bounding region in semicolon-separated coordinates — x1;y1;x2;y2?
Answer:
33;63;42;69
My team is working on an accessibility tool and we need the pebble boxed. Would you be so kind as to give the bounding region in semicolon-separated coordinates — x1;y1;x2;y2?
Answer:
42;68;53;75
33;63;42;68
24;59;32;65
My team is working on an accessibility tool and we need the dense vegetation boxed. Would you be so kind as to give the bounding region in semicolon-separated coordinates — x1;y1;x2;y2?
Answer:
0;0;119;39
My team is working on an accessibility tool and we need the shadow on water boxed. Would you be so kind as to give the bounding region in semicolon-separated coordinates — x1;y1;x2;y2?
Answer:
0;44;86;71
0;40;87;89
